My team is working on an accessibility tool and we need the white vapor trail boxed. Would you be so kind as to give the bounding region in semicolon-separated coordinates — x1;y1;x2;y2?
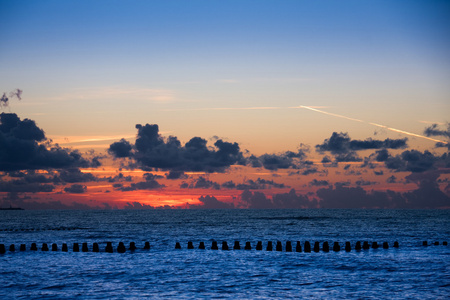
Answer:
295;105;445;143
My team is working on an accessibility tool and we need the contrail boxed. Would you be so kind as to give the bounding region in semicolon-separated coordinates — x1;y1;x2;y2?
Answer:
295;105;445;143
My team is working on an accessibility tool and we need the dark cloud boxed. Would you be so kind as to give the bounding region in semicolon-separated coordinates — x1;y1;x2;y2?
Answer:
373;170;384;176
58;168;96;183
113;173;165;191
251;145;311;171
309;179;330;187
180;176;220;190
316;171;450;208
240;190;274;209
316;132;408;163
355;180;377;186
424;123;450;138
109;124;245;172
0;113;98;171
64;184;87;194
1;192;103;210
124;202;155;209
104;173;133;183
0;180;54;193
189;195;234;209
165;171;187;180
0;89;22;108
108;138;133;158
272;189;317;208
385;150;437;173
223;178;287;190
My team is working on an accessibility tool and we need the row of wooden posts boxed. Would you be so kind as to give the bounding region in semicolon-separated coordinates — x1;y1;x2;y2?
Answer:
1;240;447;254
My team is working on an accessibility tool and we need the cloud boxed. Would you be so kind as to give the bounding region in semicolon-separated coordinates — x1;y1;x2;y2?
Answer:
250;144;312;171
239;189;316;209
113;173;165;191
384;150;437;173
180;176;220;190
309;179;330;186
0;113;98;171
64;184;87;194
189;195;234;209
165;171;187;180
316;132;408;163
424;123;450;138
109;123;245;172
240;190;274;209
0;89;22;108
0;180;55;193
1;192;101;210
58;168;97;183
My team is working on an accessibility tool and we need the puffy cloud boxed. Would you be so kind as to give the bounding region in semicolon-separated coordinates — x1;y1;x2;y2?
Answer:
0;180;54;193
180;176;220;190
108;138;133;158
272;189;317;208
1;192;102;210
109;123;245;172
64;184;87;194
58;168;97;183
240;190;274;209
221;178;287;190
316;132;408;163
0;113;98;171
113;173;165;191
385;150;437;173
424;123;450;138
250;145;311;171
165;171;187;180
309;179;330;187
189;195;235;209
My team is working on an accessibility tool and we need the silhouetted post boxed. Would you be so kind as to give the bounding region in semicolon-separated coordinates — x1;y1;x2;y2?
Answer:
393;241;399;248
234;241;241;250
73;243;80;252
222;241;229;250
443;241;448;246
422;241;428;246
51;243;57;251
93;243;99;252
144;242;150;250
296;241;302;252
382;242;389;249
199;242;205;249
363;241;370;250
105;242;113;253
256;241;262;251
286;241;292;252
20;244;26;251
211;241;218;250
117;242;126;253
333;242;340;252
0;244;5;254
313;242;320;252
372;242;379;249
31;243;37;251
41;243;49;251
355;241;362;251
9;244;15;252
187;241;194;249
82;243;89;252
129;242;136;251
323;242;329;252
345;242;351;252
266;241;273;251
175;242;181;249
276;241;282;252
245;242;251;250
62;243;68;252
304;241;311;253
434;241;439;246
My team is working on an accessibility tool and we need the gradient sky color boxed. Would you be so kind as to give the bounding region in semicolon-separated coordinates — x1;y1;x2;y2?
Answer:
1;0;449;209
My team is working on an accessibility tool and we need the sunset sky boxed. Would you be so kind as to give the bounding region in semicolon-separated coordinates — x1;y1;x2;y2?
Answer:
1;0;449;209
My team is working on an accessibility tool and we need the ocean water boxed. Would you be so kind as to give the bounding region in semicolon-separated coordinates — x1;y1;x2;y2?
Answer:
1;209;449;299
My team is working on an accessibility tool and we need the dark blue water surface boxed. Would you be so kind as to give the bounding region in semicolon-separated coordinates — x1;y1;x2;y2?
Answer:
1;209;449;299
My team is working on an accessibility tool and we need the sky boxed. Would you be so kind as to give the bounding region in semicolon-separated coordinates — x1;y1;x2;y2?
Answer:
1;0;449;209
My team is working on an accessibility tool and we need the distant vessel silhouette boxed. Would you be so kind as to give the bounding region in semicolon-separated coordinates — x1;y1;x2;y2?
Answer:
0;205;24;210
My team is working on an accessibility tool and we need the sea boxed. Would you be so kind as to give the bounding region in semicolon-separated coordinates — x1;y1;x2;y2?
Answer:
1;209;449;299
